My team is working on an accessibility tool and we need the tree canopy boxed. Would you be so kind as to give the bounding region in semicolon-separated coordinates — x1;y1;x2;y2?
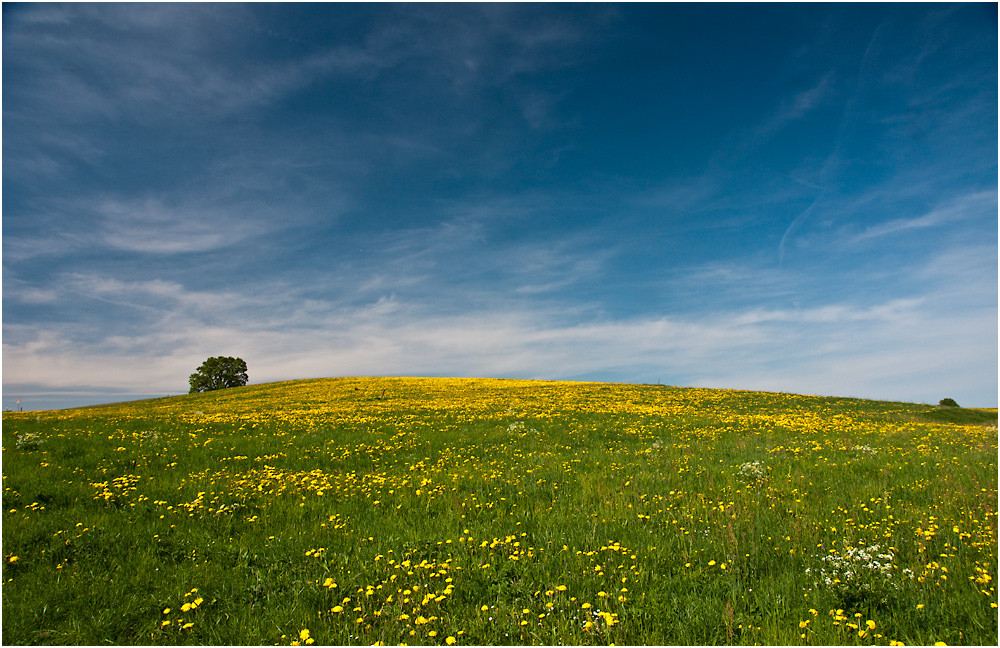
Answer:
189;356;248;394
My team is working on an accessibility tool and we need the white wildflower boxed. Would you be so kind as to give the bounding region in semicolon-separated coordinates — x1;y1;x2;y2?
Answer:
15;432;43;451
737;461;767;483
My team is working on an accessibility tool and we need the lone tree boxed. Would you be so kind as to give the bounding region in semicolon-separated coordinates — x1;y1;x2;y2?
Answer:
189;356;248;394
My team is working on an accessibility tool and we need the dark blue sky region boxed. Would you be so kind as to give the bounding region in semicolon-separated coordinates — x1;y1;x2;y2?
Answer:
3;3;997;410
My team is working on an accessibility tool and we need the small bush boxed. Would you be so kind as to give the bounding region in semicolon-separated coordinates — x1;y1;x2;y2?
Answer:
938;398;960;408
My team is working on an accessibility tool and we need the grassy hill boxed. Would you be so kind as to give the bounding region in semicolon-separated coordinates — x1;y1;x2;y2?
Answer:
2;377;997;645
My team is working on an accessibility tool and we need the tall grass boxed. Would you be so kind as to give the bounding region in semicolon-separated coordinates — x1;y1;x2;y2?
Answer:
2;377;996;645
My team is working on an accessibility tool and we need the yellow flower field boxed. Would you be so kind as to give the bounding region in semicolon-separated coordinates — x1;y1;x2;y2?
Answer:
2;377;997;645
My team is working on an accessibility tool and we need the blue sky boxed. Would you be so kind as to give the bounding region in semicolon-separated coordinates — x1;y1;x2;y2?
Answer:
3;2;997;410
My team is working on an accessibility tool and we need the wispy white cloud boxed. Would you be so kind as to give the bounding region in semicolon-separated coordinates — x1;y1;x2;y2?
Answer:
852;190;996;242
4;262;995;407
93;196;270;254
736;73;834;154
3;191;283;262
693;305;996;405
4;4;335;123
731;299;925;326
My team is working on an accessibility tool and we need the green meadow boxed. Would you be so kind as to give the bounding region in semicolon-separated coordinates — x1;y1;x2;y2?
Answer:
2;377;997;645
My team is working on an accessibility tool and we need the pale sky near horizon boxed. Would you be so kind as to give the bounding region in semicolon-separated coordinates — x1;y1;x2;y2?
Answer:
3;2;997;410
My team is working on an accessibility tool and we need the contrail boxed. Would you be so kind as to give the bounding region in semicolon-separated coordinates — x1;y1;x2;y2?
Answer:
777;21;886;267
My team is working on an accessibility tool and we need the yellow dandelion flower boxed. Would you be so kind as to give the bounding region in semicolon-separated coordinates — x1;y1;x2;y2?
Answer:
480;605;488;611
332;606;344;613
428;631;438;638
181;603;192;613
556;585;567;591
163;608;171;615
299;629;310;641
866;620;876;630
581;602;592;609
446;637;456;645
